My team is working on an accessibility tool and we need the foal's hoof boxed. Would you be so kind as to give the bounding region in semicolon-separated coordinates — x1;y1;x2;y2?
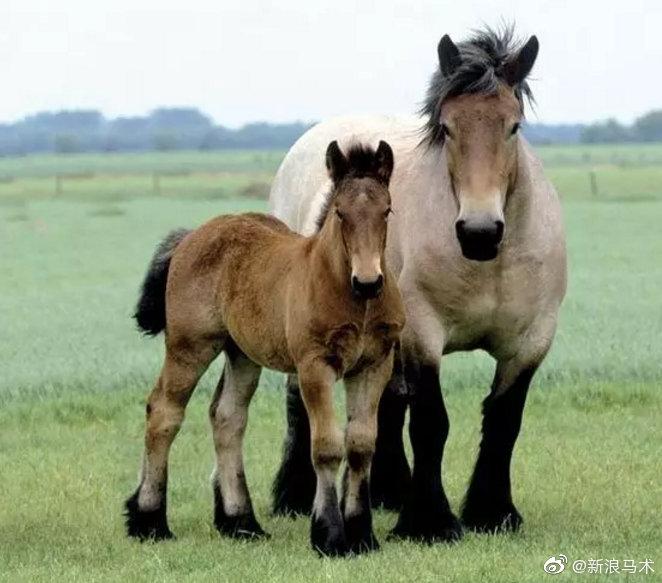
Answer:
215;512;270;540
311;514;348;557
124;491;174;541
344;514;380;555
461;502;523;534
389;505;463;544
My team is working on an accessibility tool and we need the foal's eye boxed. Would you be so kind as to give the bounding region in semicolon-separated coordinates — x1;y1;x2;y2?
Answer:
510;122;521;136
383;208;393;219
441;123;452;139
335;209;344;221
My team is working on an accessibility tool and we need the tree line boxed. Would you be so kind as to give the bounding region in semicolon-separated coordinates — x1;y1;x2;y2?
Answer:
0;107;661;156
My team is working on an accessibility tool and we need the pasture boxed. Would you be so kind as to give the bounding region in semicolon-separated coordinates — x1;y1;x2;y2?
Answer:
0;145;660;582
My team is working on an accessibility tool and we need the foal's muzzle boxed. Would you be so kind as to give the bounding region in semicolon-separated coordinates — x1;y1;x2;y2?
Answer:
351;274;384;299
455;218;504;262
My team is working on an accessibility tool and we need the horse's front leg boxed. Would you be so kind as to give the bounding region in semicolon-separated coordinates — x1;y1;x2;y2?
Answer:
342;349;394;554
297;360;346;556
461;356;541;533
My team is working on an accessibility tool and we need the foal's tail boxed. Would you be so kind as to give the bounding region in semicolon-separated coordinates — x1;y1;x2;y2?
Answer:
134;228;190;336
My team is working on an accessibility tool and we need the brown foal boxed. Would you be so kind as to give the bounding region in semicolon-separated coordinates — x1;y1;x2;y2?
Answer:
124;140;405;556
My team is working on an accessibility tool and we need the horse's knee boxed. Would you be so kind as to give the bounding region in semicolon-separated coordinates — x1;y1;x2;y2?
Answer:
311;430;344;471
346;422;376;471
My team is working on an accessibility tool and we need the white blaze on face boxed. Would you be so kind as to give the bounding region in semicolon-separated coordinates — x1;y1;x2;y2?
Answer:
456;189;505;224
350;191;383;284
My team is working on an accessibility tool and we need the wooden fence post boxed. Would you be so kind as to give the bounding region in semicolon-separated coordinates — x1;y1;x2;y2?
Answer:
589;170;599;197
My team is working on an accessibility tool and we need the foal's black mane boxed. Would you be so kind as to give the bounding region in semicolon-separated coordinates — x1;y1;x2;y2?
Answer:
421;25;535;147
315;143;384;232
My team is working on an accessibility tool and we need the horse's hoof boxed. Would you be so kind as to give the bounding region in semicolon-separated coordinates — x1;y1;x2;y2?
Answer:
124;491;174;541
311;513;348;557
344;512;380;554
461;502;523;534
215;512;270;540
389;506;463;544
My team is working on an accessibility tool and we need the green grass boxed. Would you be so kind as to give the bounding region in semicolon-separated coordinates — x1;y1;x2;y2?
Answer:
0;153;661;581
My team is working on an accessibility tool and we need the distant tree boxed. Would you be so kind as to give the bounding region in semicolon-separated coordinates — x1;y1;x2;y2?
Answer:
153;132;178;151
54;133;80;154
580;119;631;144
632;110;662;142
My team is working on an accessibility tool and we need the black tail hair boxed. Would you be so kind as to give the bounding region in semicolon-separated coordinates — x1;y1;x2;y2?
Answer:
134;229;190;336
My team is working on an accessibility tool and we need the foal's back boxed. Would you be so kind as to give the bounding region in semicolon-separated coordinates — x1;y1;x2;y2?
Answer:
165;212;305;371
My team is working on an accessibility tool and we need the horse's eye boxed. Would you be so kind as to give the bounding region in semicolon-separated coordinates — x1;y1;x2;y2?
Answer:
441;123;452;139
510;122;521;136
335;209;344;221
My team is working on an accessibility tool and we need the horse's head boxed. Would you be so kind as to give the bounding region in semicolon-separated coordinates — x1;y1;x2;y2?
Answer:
423;27;538;261
323;140;394;299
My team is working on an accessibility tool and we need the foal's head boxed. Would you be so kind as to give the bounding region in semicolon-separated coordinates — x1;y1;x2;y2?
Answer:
422;26;539;261
318;140;394;299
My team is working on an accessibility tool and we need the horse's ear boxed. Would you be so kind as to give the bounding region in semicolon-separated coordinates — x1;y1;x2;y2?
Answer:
437;34;460;77
502;35;539;86
326;140;348;183
375;140;394;185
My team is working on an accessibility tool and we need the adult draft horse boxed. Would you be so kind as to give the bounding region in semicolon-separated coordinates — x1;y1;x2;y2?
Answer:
125;141;405;556
269;27;567;542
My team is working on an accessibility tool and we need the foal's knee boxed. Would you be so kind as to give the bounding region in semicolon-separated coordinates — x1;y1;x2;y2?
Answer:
346;422;377;472
311;430;344;471
146;393;186;440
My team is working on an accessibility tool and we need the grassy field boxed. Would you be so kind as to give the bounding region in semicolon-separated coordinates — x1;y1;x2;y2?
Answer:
0;146;660;582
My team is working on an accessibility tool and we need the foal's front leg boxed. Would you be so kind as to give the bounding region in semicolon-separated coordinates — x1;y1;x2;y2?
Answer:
342;349;394;554
209;347;266;539
298;360;346;556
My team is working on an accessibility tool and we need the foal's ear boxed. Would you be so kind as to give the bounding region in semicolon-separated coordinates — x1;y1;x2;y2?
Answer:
326;140;348;183
437;34;461;77
502;35;539;86
375;140;394;185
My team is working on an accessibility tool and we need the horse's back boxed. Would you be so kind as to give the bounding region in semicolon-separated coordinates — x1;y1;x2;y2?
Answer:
270;115;422;234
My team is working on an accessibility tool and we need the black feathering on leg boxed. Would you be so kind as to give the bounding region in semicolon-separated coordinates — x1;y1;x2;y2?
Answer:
389;361;463;544
213;481;268;540
342;475;379;554
272;376;316;516
461;367;535;533
370;371;411;511
124;486;174;541
310;485;347;557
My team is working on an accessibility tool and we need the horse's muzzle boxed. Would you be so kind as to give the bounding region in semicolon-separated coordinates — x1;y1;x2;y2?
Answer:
455;218;504;261
351;274;384;299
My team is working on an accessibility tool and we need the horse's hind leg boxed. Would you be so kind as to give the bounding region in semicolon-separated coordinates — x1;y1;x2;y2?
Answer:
370;348;411;511
125;338;219;540
342;350;394;554
271;375;316;516
209;344;266;539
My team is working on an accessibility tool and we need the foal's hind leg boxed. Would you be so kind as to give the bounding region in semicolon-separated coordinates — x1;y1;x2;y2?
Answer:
209;345;266;539
125;338;219;540
342;350;394;554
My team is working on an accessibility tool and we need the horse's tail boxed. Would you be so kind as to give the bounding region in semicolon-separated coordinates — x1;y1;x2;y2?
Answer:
134;229;190;336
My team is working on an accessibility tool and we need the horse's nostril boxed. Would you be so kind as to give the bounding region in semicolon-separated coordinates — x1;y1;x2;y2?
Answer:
455;220;467;239
352;274;384;299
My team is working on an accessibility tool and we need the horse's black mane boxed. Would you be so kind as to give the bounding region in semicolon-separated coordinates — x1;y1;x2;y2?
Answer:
315;142;384;232
421;25;535;147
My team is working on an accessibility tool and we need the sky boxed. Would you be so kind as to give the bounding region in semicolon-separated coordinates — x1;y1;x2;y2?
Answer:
2;0;661;127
